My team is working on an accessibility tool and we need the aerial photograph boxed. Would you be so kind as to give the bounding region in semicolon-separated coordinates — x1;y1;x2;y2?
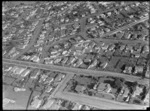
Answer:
2;1;149;110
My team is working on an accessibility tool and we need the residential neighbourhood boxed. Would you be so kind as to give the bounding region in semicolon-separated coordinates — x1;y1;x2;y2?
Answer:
64;74;149;106
2;1;149;110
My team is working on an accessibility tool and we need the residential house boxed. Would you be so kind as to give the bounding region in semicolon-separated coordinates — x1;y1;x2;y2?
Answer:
54;58;62;64
30;70;40;79
75;85;86;93
35;84;45;92
87;17;96;24
122;87;130;98
74;59;83;67
100;62;108;69
20;69;31;77
61;57;69;65
44;77;54;85
94;46;101;53
117;95;125;102
22;55;31;60
10;51;20;59
132;85;143;98
11;67;23;77
51;50;59;54
93;83;99;90
88;41;96;49
125;95;130;102
84;105;91;110
62;50;68;55
134;53;141;58
15;68;26;75
105;84;112;93
39;74;48;83
8;47;16;55
66;101;75;110
45;58;54;65
45;86;53;93
142;45;149;53
31;55;40;63
30;96;42;109
110;88;118;95
97;83;107;92
3;98;16;107
119;87;125;96
50;103;61;110
81;105;90;110
66;56;75;66
11;66;19;73
61;100;69;108
88;59;98;69
120;44;126;51
123;65;133;74
145;67;149;78
143;92;149;105
115;31;124;39
108;44;116;51
133;66;144;74
72;103;82;110
117;87;131;102
70;57;77;64
55;74;65;82
50;53;61;58
101;43;109;51
4;66;12;72
42;99;55;109
74;50;83;56
74;46;83;52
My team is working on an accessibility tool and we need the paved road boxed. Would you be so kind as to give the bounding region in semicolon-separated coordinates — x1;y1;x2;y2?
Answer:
5;2;137;61
44;31;84;53
3;58;149;85
54;73;149;110
50;73;74;98
94;38;148;45
43;2;135;51
3;4;37;37
52;64;149;110
84;2;135;25
55;91;148;110
40;16;149;61
86;16;148;38
88;17;149;47
12;19;44;60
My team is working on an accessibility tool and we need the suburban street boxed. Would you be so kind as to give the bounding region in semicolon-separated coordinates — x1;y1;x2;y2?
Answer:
55;91;148;109
3;58;149;85
86;16;148;38
53;71;148;110
12;19;44;60
3;2;149;110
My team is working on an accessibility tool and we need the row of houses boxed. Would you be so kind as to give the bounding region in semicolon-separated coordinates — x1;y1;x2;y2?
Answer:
86;2;148;39
65;74;149;105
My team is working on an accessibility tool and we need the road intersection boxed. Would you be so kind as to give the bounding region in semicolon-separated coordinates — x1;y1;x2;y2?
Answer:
3;58;149;85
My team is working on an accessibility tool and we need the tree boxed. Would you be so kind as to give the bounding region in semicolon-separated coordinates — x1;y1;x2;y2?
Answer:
87;82;95;89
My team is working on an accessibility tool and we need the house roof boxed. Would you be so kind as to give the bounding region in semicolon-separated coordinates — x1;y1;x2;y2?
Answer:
75;85;86;92
135;66;143;72
97;83;107;91
123;87;130;97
